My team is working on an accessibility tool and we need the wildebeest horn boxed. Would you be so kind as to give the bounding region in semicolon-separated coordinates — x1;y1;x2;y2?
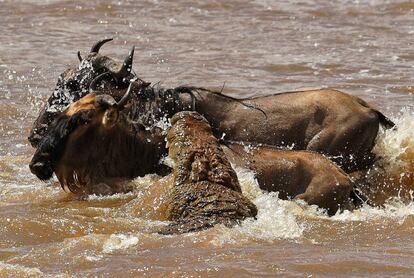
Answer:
124;46;135;74
91;46;135;82
77;51;82;62
113;46;135;79
89;72;111;92
117;82;134;108
90;38;113;53
117;80;151;108
95;94;117;108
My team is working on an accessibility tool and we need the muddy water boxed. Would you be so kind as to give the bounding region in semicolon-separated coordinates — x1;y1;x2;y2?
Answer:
0;0;414;276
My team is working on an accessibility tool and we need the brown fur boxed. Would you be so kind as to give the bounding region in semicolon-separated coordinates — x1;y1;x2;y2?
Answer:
191;88;393;172
28;39;136;147
53;101;167;195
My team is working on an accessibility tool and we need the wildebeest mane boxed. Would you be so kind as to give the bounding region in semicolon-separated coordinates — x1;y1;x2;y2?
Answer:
127;84;268;128
172;85;267;118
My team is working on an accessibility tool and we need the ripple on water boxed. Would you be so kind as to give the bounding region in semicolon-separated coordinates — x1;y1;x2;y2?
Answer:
0;262;43;277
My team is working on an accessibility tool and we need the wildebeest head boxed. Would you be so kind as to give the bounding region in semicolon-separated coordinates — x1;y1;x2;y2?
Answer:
28;38;139;147
29;79;153;193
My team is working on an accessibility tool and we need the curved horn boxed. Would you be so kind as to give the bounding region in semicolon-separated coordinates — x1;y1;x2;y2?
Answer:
117;82;133;108
89;72;111;92
95;94;117;108
77;51;82;62
112;46;135;79
123;46;135;75
90;38;113;53
117;80;151;108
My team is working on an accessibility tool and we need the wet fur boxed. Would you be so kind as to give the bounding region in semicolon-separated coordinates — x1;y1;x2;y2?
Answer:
99;84;396;172
54;115;167;194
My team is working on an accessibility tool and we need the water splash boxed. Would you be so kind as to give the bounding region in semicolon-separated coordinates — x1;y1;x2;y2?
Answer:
102;234;140;253
213;126;414;243
331;197;414;223
362;109;414;205
375;108;414;173
212;166;305;245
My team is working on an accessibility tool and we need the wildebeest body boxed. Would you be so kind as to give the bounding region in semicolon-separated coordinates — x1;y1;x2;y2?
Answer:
189;87;392;172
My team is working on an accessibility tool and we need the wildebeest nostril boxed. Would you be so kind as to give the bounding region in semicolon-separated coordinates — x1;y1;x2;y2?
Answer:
29;161;54;181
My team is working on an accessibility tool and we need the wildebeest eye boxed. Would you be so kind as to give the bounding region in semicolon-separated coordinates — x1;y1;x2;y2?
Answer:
67;110;92;130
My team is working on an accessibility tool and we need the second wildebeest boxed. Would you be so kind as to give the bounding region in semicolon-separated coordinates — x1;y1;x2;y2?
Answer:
28;38;394;171
28;38;137;147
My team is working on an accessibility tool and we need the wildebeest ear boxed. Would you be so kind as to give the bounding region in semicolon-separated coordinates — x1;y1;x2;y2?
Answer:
102;108;119;128
77;51;82;62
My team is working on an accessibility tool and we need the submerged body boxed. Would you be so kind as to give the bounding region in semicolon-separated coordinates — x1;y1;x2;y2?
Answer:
223;143;354;215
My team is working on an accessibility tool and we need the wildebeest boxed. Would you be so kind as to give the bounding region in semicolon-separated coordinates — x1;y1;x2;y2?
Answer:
29;39;394;171
29;80;163;194
30;87;358;215
223;143;355;215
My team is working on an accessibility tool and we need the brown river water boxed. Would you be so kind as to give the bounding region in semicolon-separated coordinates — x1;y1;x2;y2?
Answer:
1;0;414;277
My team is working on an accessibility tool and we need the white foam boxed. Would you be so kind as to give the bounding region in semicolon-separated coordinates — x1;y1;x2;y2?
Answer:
86;191;136;201
84;254;103;262
212;166;304;245
330;197;414;223
359;109;414;203
0;262;43;277
374;108;414;173
102;234;139;253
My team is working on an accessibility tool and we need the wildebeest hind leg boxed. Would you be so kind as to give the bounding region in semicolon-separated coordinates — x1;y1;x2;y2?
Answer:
306;128;335;155
294;177;353;216
307;120;378;172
